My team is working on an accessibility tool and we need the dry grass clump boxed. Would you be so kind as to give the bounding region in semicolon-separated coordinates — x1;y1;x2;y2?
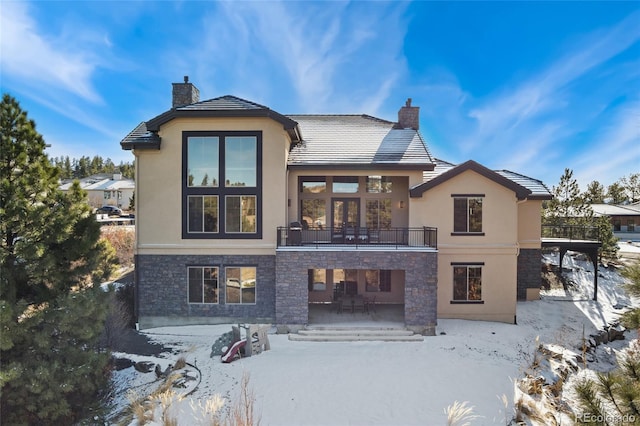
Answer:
120;370;259;426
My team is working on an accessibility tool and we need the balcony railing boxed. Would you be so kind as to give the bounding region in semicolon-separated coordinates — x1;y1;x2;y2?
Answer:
542;224;600;242
277;226;437;249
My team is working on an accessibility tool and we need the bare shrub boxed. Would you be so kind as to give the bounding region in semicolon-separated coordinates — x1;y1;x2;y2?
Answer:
173;356;187;370
444;400;480;426
226;373;260;426
100;289;132;350
101;226;135;267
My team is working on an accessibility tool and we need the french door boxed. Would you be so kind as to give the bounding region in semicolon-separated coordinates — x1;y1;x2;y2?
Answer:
332;198;359;229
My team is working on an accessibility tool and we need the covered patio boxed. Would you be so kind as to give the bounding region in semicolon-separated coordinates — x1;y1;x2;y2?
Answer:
307;303;405;327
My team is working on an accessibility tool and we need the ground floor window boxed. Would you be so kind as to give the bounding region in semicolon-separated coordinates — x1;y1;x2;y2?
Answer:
452;264;482;302
225;266;256;304
365;270;391;292
308;269;327;291
333;269;358;296
628;220;635;232
188;267;219;304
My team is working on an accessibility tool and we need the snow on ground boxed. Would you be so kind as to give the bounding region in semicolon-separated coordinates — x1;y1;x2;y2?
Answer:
108;246;639;425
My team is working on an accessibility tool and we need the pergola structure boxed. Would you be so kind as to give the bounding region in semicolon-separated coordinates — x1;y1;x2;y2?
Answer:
541;225;602;301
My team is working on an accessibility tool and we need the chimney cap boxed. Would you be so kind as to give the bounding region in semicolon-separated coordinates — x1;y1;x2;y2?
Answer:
406;98;412;107
184;75;189;83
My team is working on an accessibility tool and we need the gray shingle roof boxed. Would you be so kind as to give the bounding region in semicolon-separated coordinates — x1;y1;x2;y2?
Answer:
120;122;161;150
495;170;552;200
287;115;435;169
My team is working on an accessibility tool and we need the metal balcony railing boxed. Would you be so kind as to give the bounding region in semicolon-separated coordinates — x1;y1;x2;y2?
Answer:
277;226;437;249
542;224;600;242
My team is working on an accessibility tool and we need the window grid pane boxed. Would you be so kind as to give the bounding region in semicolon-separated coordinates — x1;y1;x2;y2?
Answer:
188;196;218;233
188;137;219;187
452;266;482;301
188;267;219;304
226;267;256;304
225;137;256;187
453;198;468;232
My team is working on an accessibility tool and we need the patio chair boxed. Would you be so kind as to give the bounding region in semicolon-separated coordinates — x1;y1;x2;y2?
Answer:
365;296;376;313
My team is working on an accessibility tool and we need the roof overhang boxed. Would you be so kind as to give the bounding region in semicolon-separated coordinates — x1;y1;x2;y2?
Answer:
288;163;435;171
146;108;301;142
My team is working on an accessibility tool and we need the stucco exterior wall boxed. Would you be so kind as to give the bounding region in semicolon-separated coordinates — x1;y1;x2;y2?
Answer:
133;117;291;256
518;200;543;249
436;252;517;323
410;170;521;323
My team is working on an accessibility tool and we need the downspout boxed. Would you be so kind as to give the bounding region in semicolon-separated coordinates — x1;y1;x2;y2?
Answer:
133;150;140;328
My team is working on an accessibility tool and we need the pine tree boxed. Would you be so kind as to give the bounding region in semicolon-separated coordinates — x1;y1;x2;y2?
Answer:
0;94;117;423
621;173;640;204
607;182;626;204
543;169;617;261
621;262;640;330
543;168;593;227
583;180;606;204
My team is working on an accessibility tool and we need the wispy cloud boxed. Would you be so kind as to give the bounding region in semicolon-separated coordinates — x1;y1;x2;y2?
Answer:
175;1;408;114
0;2;103;103
422;9;640;186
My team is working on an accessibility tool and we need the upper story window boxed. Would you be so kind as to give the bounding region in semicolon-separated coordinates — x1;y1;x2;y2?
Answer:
366;176;392;193
332;176;359;193
188;137;219;187
183;131;261;239
452;195;483;235
300;177;326;193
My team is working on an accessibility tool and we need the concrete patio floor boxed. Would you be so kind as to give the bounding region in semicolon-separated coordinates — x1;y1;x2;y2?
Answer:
307;303;405;328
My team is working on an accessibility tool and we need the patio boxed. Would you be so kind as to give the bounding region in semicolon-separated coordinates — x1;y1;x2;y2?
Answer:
307;303;405;328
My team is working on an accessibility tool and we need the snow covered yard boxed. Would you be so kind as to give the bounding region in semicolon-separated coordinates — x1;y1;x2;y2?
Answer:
108;246;639;425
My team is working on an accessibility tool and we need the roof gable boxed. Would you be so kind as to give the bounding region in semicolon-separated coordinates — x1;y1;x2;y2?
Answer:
410;160;535;200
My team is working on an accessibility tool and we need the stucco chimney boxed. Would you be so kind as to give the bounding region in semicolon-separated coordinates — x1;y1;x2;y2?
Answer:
396;98;419;130
172;76;200;108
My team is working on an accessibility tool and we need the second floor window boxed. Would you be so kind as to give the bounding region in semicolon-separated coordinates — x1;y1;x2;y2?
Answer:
183;131;261;239
453;196;483;234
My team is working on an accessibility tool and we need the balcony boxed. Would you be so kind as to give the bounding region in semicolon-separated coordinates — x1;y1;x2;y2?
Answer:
277;226;437;249
542;224;600;242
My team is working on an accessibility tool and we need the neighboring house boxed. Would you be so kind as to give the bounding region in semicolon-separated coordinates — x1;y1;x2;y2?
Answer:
591;203;640;241
120;77;552;333
59;173;135;211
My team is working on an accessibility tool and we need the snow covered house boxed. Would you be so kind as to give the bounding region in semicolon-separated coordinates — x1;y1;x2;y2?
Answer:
120;78;552;333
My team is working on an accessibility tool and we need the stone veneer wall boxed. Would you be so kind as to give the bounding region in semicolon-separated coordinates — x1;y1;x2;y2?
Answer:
517;248;542;300
275;250;438;335
136;254;275;329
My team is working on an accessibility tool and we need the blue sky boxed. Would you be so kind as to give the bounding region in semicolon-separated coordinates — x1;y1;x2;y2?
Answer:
1;1;638;190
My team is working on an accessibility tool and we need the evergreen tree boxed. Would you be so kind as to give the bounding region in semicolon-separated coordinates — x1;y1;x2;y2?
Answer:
0;94;116;423
543;169;617;260
583;180;606;204
573;339;640;423
621;173;640;204
607;182;626;204
620;261;640;330
543;168;592;226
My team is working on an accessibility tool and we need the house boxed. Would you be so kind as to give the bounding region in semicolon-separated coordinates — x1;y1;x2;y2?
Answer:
120;77;552;334
591;203;640;241
59;173;135;211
